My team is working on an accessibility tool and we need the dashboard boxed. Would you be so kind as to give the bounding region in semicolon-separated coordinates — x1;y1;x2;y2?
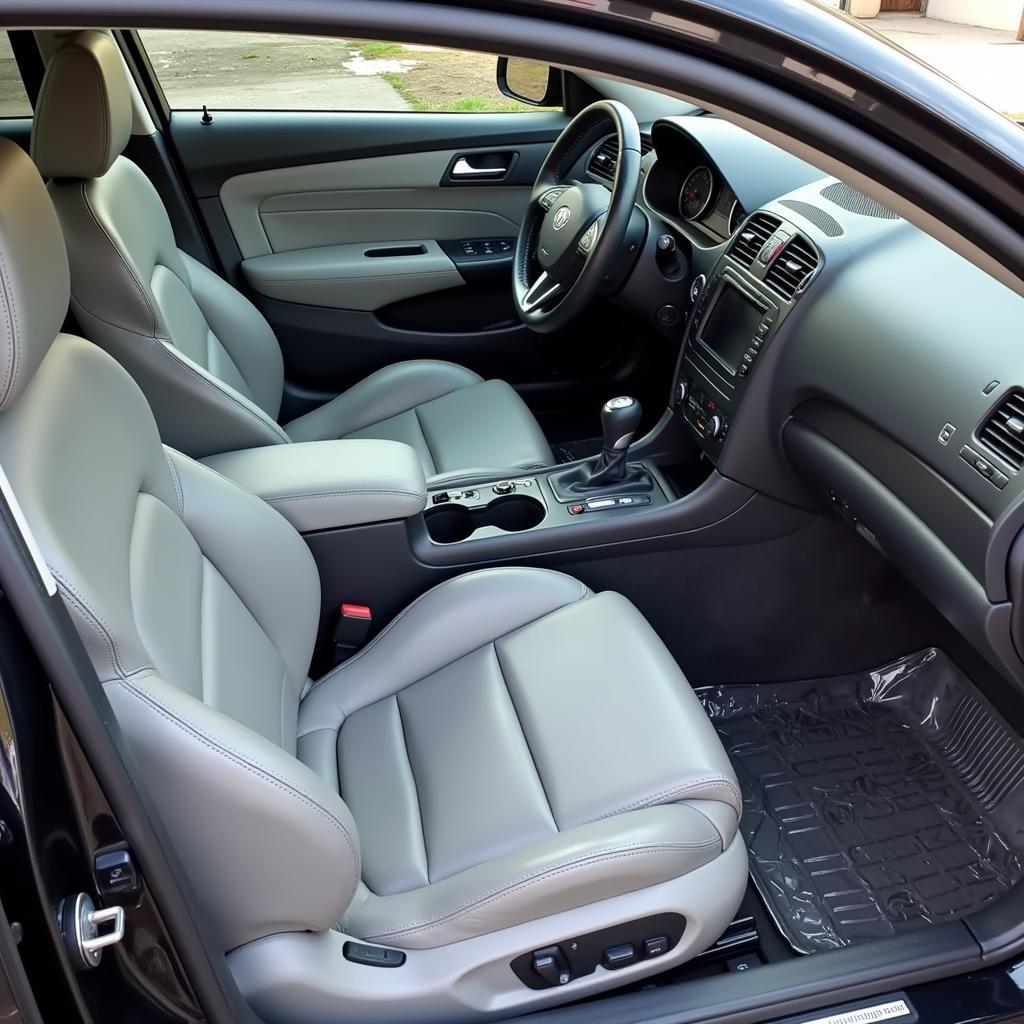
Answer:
582;112;1024;692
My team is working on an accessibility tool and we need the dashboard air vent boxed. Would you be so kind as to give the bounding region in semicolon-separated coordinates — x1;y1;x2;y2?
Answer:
587;134;653;182
764;235;820;300
728;212;780;268
979;391;1024;470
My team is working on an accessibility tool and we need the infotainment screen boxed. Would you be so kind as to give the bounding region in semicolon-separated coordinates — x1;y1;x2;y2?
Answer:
699;284;763;374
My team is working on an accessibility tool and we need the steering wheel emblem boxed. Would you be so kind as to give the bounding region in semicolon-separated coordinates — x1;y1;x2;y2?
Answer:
552;206;572;230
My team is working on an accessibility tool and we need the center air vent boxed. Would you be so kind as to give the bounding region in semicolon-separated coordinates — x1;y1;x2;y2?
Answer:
765;235;820;300
587;135;653;183
728;212;780;268
979;391;1024;470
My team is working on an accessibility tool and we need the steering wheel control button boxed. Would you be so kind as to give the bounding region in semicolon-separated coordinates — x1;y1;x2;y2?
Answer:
343;941;406;968
656;304;681;327
603;943;637;970
578;222;600;254
538;187;567;211
492;481;515;495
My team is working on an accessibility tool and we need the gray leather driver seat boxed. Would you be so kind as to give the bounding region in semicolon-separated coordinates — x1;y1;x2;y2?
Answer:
0;139;747;1021
29;31;554;483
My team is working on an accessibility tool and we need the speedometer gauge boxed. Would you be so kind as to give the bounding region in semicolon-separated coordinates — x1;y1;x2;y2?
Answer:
679;166;714;221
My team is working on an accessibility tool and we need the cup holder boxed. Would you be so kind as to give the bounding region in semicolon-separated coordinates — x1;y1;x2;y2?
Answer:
425;494;545;544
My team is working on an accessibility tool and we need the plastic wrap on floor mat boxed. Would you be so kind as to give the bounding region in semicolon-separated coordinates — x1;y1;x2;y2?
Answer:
699;649;1024;954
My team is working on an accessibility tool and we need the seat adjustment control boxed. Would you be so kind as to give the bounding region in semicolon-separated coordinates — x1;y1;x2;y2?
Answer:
602;943;636;969
343;940;406;968
532;945;572;987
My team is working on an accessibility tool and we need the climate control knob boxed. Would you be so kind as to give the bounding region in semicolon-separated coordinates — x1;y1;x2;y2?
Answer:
704;414;724;439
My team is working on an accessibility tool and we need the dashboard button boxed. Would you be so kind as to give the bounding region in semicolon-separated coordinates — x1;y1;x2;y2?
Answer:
656;304;681;327
992;470;1010;489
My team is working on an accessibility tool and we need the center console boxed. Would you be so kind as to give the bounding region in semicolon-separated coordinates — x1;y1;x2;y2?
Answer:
673;213;819;462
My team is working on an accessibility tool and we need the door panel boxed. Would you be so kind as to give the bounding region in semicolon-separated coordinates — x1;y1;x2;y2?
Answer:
218;143;551;257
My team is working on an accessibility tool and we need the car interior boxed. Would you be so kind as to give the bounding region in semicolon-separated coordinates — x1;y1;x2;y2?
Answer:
2;20;1024;1024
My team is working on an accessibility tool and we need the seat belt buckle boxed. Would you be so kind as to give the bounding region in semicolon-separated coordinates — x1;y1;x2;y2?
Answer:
333;603;372;664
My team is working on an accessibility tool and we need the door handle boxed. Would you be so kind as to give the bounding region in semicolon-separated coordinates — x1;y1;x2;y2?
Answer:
451;157;509;178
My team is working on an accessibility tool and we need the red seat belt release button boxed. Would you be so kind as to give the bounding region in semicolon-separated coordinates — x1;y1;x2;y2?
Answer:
333;604;373;661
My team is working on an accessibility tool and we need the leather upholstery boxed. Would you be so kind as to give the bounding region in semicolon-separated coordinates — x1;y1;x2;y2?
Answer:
298;570;740;949
31;30;132;180
0;137;746;1015
203;439;428;532
285;362;552;477
31;31;554;479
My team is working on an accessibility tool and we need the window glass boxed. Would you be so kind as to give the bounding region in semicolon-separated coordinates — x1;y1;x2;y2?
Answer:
0;34;32;118
139;31;548;113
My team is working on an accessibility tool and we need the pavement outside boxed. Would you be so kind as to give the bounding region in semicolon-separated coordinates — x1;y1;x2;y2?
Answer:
869;12;1024;118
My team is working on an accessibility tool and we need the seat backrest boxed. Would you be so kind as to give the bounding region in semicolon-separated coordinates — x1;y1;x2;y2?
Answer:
31;31;292;458
0;137;358;951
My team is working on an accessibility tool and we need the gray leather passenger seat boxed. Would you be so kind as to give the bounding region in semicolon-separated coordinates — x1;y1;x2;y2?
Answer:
29;30;554;482
0;108;746;1024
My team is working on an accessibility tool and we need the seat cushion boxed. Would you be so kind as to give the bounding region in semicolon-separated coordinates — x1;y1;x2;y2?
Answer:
284;360;553;483
296;568;742;949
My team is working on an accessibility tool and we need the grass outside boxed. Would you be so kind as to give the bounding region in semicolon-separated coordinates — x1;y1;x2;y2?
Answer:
360;42;541;113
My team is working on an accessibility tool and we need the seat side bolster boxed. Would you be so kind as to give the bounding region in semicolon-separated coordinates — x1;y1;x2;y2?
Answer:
108;672;361;952
342;804;720;950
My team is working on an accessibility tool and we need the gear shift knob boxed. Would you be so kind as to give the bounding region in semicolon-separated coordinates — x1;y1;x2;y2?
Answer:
601;396;642;452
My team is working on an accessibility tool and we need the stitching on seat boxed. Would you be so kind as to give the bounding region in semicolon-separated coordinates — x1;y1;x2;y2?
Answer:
599;778;744;817
0;233;21;410
52;568;130;679
115;676;361;908
162;447;184;516
80;178;158;336
393;695;430;882
300;569;592;714
356;840;720;941
410;406;438;477
493;642;558;831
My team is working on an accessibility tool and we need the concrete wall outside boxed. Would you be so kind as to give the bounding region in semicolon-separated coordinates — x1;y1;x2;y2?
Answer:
926;0;1023;31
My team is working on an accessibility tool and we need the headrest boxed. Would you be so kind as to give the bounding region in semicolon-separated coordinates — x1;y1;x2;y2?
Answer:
0;139;71;411
31;31;132;180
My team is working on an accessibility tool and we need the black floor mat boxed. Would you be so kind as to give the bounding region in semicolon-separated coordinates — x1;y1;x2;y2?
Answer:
554;437;602;463
700;649;1024;954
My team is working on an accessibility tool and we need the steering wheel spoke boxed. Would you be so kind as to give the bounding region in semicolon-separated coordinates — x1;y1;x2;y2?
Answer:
520;270;563;313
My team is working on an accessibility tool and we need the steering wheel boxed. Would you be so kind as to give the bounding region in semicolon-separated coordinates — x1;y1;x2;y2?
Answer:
513;100;642;334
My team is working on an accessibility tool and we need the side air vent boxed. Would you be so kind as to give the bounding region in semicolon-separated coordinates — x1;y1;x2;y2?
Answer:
765;235;820;300
587;134;654;182
979;391;1024;470
821;182;899;220
728;212;780;268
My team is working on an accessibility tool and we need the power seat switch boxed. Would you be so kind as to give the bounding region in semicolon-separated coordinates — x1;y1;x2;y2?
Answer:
532;945;572;987
343;941;406;968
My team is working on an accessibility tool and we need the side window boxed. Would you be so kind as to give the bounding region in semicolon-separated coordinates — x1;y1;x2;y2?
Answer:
0;33;32;118
139;31;553;113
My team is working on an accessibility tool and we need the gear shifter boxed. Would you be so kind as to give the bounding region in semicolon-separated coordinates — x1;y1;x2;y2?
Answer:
546;395;652;500
585;396;643;486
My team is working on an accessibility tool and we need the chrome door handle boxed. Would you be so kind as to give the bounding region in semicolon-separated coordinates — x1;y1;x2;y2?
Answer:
451;157;508;178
